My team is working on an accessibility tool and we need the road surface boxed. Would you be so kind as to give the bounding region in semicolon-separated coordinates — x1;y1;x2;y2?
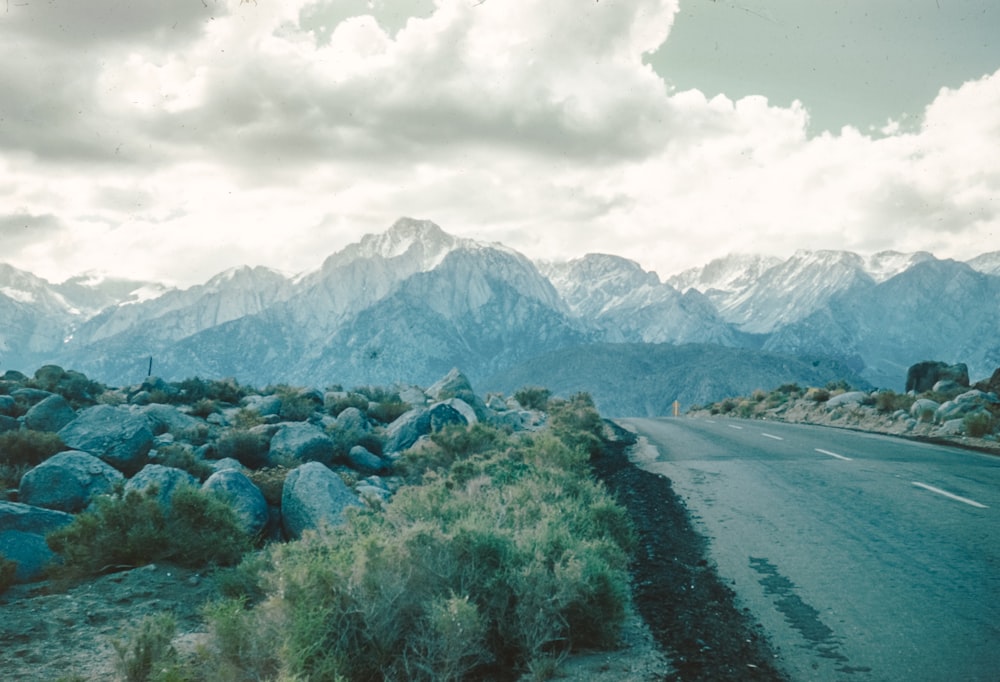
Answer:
619;416;1000;682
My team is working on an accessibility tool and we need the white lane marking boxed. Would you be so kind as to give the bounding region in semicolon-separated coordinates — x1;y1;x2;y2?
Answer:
815;448;852;461
728;424;743;430
912;482;988;509
761;433;784;441
705;419;716;424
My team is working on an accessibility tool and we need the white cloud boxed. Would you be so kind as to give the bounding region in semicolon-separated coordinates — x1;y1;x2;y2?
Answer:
0;0;997;287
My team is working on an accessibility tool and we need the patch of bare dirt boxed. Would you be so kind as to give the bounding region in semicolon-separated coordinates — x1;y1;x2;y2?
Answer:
0;564;218;681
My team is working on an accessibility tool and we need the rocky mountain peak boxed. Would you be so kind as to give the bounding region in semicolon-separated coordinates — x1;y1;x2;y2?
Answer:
967;250;1000;276
667;254;782;295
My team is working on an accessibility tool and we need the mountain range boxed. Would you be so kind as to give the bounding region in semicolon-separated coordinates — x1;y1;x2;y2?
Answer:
2;218;998;416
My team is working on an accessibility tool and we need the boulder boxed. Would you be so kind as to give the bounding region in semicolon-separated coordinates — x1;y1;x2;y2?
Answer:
935;391;994;423
441;398;478;425
383;408;428;455
905;361;969;394
281;462;362;539
0;500;74;535
267;422;334;466
10;388;54;407
910;399;940;422
242;394;283;417
336;407;371;434
139;376;178;399
129;390;152;406
0;415;19;434
486;394;508;411
490;410;524;430
125;464;198;507
57;405;154;475
139;404;204;436
956;389;999;405
384;402;468;454
426;368;473;401
23;394;77;433
935;419;965;436
425;368;490;420
202;470;268;538
210;458;246;473
397;386;427;407
0;530;60;583
0;395;15;416
19;451;124;513
931;380;964;397
347;445;389;475
973;367;1000;395
825;391;868;409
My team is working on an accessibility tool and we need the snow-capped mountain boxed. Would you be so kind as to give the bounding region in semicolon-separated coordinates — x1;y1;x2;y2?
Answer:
541;254;735;345
2;218;998;395
764;258;1000;387
667;254;783;296
967;251;1000;276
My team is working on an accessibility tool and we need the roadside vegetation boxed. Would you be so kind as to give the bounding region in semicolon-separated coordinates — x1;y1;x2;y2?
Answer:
3;363;637;680
693;375;1000;446
191;393;633;681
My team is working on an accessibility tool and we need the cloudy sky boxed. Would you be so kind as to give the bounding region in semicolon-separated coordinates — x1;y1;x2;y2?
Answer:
2;0;998;287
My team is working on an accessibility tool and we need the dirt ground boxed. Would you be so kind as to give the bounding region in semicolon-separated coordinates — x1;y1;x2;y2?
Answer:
1;423;785;681
0;563;217;681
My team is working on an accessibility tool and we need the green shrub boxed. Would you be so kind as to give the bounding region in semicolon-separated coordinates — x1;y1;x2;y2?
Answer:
112;613;178;682
216;430;269;468
718;398;737;414
326;392;369;417
808;388;831;403
46;486;248;579
172;377;251;406
278;394;317;422
431;422;511;460
0;554;17;594
0;430;66;468
875;390;914;414
214;551;271;604
245;466;289;507
515;386;551;411
201;597;282;681
354;385;399;404
826;379;852;392
367;399;410;424
230;407;265;430
205;402;632;680
189;398;219;419
154;444;214;482
548;393;604;458
964;411;994;438
147;389;172;405
735;400;755;418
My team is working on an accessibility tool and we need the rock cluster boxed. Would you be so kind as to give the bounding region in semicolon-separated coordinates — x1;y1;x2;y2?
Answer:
0;365;542;583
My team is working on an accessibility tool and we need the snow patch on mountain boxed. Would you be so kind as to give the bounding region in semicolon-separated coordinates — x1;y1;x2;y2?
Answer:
862;251;935;282
967;251;1000;276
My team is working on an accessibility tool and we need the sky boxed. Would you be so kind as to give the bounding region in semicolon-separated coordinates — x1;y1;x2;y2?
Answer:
1;0;998;287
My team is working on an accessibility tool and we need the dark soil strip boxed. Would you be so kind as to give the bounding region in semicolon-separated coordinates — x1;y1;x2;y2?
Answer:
592;423;789;682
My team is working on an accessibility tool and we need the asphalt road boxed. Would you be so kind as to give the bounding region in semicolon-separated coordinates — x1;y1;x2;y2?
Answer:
619;416;1000;682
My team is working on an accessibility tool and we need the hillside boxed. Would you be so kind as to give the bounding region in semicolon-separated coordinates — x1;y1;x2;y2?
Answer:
485;342;871;417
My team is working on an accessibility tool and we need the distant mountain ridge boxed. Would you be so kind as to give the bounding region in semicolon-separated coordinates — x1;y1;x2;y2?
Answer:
2;218;998;411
